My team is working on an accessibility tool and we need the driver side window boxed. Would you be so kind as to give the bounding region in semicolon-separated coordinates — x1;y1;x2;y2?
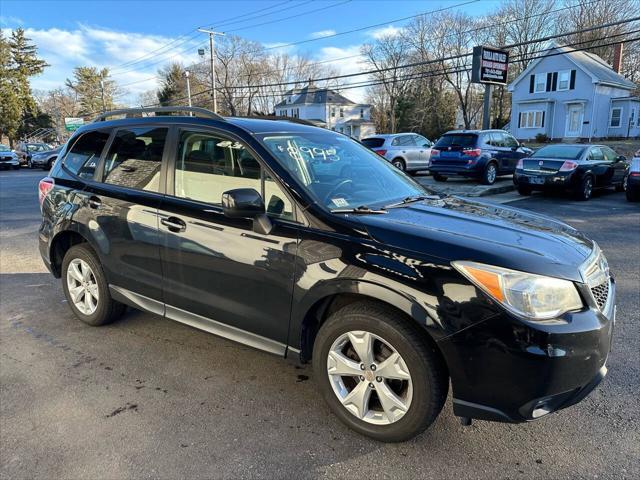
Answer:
174;130;294;221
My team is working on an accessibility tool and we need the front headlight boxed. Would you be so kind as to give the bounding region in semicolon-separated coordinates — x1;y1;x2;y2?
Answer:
452;261;583;320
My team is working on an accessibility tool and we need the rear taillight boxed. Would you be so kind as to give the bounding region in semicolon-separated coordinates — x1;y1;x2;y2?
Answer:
431;149;440;156
374;149;387;156
38;177;54;207
630;172;640;177
559;161;578;172
464;148;482;157
516;158;524;169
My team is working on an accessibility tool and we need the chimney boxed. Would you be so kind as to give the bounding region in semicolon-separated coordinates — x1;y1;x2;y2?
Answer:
613;43;623;73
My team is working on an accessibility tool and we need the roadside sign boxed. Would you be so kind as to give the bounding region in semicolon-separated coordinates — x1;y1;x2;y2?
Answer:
64;117;84;131
472;46;509;85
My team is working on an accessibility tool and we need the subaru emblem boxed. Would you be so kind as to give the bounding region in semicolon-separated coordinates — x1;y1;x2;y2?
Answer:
538;160;543;166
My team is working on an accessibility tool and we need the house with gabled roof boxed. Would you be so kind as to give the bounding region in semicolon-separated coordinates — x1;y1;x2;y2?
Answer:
274;81;376;140
508;42;639;141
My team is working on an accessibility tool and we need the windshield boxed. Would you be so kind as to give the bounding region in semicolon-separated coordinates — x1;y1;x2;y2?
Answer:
259;131;428;211
27;144;50;152
0;144;11;152
532;145;585;160
435;134;477;148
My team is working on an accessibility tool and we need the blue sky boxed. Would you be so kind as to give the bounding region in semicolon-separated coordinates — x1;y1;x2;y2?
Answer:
1;0;499;103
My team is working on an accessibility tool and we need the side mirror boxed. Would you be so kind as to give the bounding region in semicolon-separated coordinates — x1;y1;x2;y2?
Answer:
616;155;626;162
221;188;273;235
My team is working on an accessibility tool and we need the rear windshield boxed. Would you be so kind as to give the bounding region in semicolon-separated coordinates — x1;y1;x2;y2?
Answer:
434;134;477;148
532;145;585;160
361;138;385;148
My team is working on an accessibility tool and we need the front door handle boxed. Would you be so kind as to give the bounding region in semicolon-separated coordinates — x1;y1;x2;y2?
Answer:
161;216;187;233
88;196;101;209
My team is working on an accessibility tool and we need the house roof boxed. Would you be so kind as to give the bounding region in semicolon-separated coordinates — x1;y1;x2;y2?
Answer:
508;42;637;91
274;82;357;108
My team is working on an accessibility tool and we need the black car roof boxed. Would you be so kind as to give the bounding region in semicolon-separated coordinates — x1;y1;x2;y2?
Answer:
74;114;327;137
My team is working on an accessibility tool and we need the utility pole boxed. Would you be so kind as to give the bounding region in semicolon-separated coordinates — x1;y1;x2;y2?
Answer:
184;70;192;111
197;28;225;114
482;84;492;130
100;79;106;112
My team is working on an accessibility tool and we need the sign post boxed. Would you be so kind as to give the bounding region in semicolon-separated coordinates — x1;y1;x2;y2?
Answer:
471;46;509;130
64;117;84;132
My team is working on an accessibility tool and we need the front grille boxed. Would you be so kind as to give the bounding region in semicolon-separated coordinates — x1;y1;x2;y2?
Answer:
590;281;609;310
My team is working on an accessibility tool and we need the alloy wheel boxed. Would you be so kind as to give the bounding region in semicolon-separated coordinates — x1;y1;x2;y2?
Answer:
487;164;497;183
584;177;593;199
66;258;99;315
327;330;413;425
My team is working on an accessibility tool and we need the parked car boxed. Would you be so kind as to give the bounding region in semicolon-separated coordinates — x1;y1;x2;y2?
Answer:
626;149;640;202
39;107;614;442
514;144;628;201
361;133;432;174
0;144;20;170
29;145;62;170
429;129;531;185
14;142;52;166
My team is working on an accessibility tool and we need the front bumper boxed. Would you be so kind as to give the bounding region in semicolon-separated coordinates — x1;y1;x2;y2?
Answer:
438;279;615;423
0;159;20;168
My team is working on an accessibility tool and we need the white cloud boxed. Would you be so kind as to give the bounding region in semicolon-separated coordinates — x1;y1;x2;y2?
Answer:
314;45;369;103
3;25;202;103
310;29;336;39
368;25;403;40
0;16;24;26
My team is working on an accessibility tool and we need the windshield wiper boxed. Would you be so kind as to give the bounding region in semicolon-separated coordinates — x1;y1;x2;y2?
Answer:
384;194;441;209
332;205;387;214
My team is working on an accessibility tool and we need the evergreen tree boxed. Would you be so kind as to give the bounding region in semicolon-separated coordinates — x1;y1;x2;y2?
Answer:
157;63;186;106
9;28;48;115
65;67;117;116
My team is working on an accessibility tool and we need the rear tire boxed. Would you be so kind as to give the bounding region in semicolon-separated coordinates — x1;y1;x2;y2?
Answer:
575;175;593;201
615;175;627;192
313;301;448;442
627;186;640;202
481;162;498;185
433;173;447;182
517;185;532;196
62;244;126;326
392;158;406;171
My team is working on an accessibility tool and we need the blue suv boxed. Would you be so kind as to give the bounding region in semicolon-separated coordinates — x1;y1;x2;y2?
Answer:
429;130;531;184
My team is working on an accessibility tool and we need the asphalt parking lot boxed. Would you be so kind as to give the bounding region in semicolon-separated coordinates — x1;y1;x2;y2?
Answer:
1;169;639;480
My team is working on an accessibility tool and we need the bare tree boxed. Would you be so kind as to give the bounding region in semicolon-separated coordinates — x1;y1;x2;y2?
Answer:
362;32;413;133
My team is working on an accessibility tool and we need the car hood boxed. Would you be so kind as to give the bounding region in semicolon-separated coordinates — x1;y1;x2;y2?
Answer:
357;195;594;282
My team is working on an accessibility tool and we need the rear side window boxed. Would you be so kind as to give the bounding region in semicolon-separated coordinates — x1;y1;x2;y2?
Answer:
361;138;385;148
103;127;167;192
435;134;478;148
63;131;110;179
392;135;416;147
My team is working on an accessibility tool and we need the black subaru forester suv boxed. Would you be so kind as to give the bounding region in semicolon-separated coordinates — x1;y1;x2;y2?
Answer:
39;107;614;442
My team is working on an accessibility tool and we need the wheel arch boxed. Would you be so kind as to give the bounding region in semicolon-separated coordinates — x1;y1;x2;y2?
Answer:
49;229;91;277
293;282;446;371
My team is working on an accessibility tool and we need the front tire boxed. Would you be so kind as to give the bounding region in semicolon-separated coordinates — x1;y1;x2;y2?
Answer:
62;244;126;326
627;186;640;202
313;301;448;442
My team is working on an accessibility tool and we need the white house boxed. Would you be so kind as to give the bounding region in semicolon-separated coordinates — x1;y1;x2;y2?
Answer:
274;82;376;140
508;42;639;141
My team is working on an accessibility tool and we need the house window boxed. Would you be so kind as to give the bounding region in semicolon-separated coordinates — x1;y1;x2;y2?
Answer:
609;107;622;128
331;108;335;118
360;108;364;119
339;108;344;118
520;110;544;128
631;108;636;127
534;73;546;93
558;70;571;91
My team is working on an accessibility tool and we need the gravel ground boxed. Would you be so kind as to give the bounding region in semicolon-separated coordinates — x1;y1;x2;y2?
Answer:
1;169;638;480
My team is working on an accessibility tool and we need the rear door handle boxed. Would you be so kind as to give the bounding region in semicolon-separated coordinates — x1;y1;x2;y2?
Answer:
88;196;101;209
161;216;187;233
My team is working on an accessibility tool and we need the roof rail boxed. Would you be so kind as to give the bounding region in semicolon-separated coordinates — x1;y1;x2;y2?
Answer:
92;106;225;123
